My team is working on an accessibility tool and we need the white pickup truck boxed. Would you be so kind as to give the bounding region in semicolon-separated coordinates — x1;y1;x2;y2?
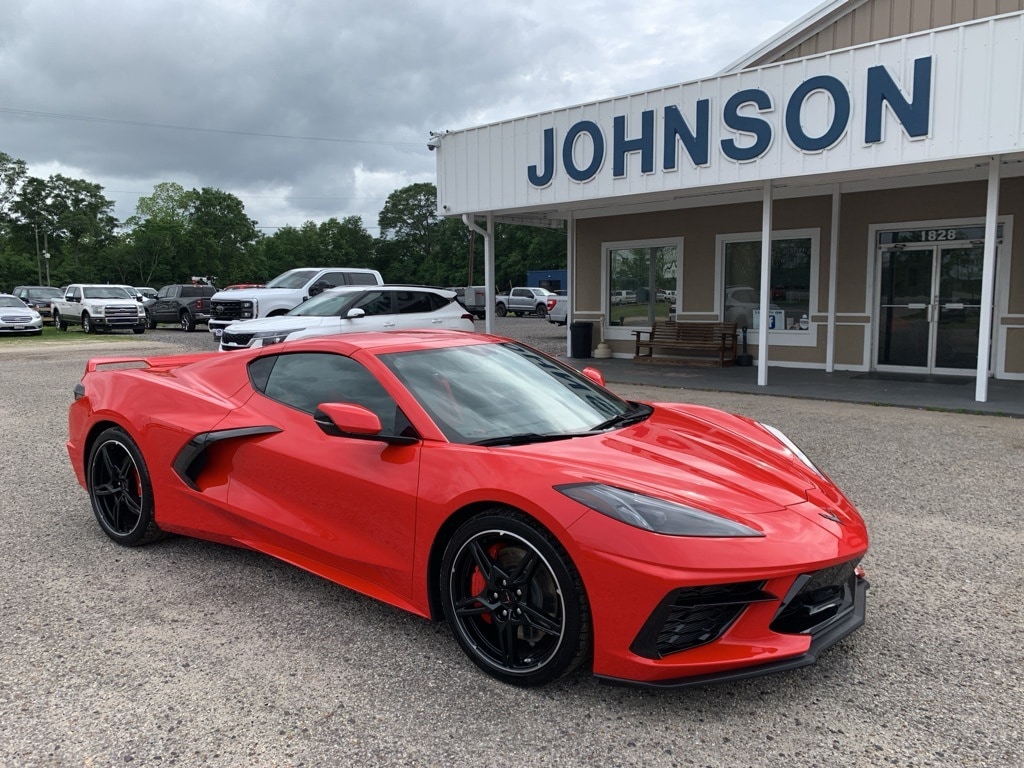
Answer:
51;284;147;334
545;294;568;326
494;287;557;318
208;267;383;338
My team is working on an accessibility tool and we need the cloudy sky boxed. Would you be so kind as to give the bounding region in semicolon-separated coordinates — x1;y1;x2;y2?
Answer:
0;0;825;235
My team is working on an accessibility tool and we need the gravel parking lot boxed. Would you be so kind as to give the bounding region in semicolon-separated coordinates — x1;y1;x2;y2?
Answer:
1;321;1022;767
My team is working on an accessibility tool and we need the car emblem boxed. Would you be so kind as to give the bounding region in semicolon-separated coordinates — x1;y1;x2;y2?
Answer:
820;510;843;524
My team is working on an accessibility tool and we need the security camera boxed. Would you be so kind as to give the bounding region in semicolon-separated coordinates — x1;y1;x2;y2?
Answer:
427;135;441;152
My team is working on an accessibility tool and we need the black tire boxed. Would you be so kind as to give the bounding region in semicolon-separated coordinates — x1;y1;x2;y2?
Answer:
535;303;547;319
133;326;145;335
86;427;165;546
440;509;591;686
495;303;508;318
180;311;196;332
54;312;68;332
146;312;157;330
82;313;95;334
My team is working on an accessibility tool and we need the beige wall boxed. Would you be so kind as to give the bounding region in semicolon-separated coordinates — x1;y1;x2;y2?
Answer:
573;176;1024;372
766;0;1024;66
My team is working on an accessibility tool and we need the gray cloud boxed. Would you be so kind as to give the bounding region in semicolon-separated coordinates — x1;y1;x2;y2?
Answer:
0;0;820;231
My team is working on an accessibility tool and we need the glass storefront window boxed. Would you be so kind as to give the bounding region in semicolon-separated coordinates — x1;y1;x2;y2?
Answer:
723;238;812;331
607;244;678;327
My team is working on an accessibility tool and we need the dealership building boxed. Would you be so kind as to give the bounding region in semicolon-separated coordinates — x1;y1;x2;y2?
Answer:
433;0;1024;402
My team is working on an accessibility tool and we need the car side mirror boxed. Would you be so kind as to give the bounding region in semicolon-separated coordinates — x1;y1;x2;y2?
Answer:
313;403;417;446
581;366;606;387
345;308;366;319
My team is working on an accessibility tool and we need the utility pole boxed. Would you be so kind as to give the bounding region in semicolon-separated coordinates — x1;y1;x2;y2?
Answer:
34;225;42;284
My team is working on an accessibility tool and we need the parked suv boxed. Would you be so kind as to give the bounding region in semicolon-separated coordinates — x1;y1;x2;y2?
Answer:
144;284;218;331
218;285;475;351
12;285;63;322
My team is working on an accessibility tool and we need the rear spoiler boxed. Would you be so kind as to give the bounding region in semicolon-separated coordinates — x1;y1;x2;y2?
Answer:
84;351;212;373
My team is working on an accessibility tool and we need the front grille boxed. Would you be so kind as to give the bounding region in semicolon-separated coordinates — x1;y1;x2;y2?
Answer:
770;558;861;635
220;331;255;347
631;581;774;659
1;314;34;323
211;300;243;321
104;305;141;324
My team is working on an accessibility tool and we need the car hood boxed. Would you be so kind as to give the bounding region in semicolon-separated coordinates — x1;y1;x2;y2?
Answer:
225;316;338;332
511;403;848;519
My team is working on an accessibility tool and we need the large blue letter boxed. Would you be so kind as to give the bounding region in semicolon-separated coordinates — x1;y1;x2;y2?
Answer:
865;56;932;144
527;127;555;187
786;75;850;151
612;110;655;177
721;89;773;161
563;120;605;182
663;100;710;169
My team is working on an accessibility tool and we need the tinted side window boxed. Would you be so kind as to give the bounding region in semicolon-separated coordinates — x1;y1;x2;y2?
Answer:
395;290;435;314
250;352;405;433
353;291;392;316
181;287;202;298
319;272;349;289
158;286;172;298
347;272;379;286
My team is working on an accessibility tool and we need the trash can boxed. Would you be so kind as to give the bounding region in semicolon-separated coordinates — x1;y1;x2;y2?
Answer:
569;321;593;359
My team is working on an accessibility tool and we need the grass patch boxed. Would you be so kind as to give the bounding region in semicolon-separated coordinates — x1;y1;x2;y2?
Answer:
0;324;145;345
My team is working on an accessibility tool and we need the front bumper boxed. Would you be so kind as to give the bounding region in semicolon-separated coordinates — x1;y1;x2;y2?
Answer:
597;575;868;688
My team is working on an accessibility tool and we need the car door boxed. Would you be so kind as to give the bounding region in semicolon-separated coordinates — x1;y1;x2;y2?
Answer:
224;351;420;600
391;289;446;330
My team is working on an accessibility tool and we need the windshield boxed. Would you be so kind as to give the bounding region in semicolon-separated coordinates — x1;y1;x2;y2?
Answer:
382;341;633;444
288;291;358;317
0;296;27;308
28;288;62;300
266;270;318;289
82;286;134;300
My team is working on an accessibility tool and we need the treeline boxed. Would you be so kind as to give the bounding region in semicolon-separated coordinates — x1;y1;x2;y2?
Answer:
0;151;566;291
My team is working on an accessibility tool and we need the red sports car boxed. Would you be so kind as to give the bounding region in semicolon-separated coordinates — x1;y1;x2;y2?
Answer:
66;330;869;687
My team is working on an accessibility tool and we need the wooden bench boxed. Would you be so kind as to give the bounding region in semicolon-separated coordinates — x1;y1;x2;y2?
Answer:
633;321;738;366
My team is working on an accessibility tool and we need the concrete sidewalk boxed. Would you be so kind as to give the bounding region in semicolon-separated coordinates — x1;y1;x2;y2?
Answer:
561;356;1024;417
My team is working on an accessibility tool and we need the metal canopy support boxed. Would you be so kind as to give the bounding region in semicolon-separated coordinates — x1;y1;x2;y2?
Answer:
826;185;841;373
462;213;495;335
975;158;1001;402
757;181;772;387
565;212;575;354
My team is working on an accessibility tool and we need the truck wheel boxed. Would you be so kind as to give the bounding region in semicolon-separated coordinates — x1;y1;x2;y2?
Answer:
82;314;95;334
54;312;68;332
180;311;196;332
535;303;547;319
495;303;507;317
133;326;146;335
146;312;157;330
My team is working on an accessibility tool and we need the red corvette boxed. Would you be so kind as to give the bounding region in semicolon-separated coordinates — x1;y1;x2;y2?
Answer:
66;330;868;687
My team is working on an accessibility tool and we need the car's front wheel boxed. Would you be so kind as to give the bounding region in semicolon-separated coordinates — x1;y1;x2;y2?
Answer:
146;312;157;330
54;312;67;332
534;303;547;318
86;427;164;546
82;314;95;334
440;509;591;686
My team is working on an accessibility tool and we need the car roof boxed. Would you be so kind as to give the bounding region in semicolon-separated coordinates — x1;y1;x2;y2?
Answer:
320;284;455;297
249;329;499;359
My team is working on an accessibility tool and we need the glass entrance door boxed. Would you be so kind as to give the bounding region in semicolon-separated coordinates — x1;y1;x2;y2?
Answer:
877;245;986;373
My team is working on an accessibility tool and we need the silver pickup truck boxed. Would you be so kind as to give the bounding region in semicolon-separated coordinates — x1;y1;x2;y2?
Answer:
494;287;557;318
51;284;147;334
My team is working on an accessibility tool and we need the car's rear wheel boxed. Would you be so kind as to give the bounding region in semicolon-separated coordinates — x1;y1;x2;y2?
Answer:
54;312;67;332
495;303;507;317
534;303;547;318
82;313;95;334
86;427;164;546
440;509;591;686
180;311;196;332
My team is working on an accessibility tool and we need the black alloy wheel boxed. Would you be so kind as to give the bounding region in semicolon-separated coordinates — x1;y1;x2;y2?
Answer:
440;509;591;686
86;427;164;546
180;311;196;332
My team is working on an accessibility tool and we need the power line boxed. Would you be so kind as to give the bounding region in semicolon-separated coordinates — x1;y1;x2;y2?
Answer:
0;106;423;148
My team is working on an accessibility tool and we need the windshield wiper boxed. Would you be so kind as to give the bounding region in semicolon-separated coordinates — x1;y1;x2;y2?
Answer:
471;432;580;447
590;403;653;431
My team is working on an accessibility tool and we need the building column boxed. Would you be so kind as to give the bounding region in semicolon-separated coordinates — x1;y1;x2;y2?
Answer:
826;185;841;373
975;157;1001;402
757;181;772;387
462;213;495;334
565;212;575;355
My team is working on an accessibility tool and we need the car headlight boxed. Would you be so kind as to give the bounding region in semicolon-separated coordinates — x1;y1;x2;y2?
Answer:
760;423;824;476
253;329;304;346
556;483;762;538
